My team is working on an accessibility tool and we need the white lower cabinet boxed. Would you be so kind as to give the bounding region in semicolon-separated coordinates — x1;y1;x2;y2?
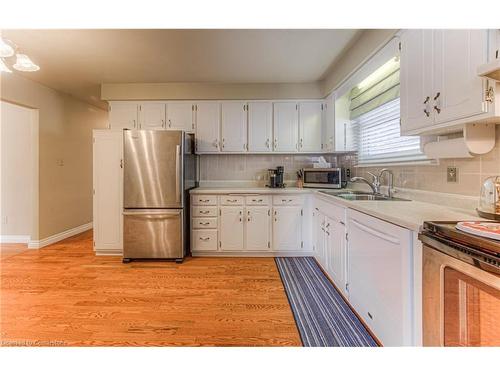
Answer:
245;207;271;250
326;218;346;296
93;130;123;251
273;206;303;251
219;206;244;250
314;209;326;268
313;198;347;297
190;193;305;253
346;209;413;346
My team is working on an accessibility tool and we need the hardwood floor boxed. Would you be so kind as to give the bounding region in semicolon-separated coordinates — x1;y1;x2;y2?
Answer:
0;230;301;346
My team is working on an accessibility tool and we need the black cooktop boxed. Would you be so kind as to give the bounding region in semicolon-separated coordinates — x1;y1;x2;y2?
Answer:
421;221;500;257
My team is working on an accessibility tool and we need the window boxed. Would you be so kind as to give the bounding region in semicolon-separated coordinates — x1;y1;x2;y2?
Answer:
346;55;430;166
351;98;428;165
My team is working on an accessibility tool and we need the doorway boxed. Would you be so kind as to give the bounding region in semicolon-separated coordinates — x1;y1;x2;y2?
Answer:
0;100;38;246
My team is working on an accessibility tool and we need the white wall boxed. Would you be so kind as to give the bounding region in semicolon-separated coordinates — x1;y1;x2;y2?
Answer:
1;73;108;240
0;101;38;241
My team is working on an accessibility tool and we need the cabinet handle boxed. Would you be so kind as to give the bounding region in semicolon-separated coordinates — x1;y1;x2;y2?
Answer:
433;92;440;101
227;199;238;203
199;221;210;225
199;237;210;241
265;139;270;149
300;138;303;148
199;199;210;202
252;199;263;202
326;222;330;228
161;119;165;127
433;105;441;114
213;139;219;149
274;138;278;149
423;96;430;105
168;119;172;127
199;210;210;214
423;109;430;117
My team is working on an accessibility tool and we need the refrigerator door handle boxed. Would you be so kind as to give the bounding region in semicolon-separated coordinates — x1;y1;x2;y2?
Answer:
175;144;181;203
123;209;181;216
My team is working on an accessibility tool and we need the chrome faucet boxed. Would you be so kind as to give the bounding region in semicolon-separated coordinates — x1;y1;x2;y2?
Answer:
350;168;394;197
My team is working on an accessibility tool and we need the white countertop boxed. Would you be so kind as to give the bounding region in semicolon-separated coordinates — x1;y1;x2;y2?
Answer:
190;186;313;194
314;191;481;232
190;185;481;231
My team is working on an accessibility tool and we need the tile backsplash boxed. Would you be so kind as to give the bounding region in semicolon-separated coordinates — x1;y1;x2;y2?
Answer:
352;127;500;197
199;154;340;182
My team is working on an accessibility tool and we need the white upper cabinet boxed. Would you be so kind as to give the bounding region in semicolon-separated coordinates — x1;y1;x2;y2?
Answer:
109;102;138;130
220;206;244;250
400;29;492;135
273;102;299;152
166;102;194;132
299;102;323;152
273;206;302;251
322;95;335;152
248;102;273;152
400;29;434;134
195;102;221;153
221;101;248;152
432;29;488;124
245;206;270;251
138;102;166;129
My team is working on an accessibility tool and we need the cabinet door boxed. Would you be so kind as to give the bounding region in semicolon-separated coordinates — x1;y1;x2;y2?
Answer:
93;130;123;250
326;218;346;295
246;207;270;250
299;102;322;152
219;206;244;250
248;102;272;152
322;95;335;151
221;101;247;152
273;102;299;152
273;206;302;251
347;209;413;346
433;29;488;124
109;102;138;130
138;102;166;129
400;29;434;135
314;211;326;268
195;102;221;153
167;102;194;132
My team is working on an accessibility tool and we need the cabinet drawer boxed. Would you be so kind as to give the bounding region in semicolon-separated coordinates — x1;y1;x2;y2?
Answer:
191;195;217;206
192;206;218;217
220;195;244;205
272;195;304;206
245;195;270;205
192;230;218;251
192;217;217;229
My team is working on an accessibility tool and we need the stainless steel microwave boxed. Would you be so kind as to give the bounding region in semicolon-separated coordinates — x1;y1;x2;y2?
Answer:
302;168;346;189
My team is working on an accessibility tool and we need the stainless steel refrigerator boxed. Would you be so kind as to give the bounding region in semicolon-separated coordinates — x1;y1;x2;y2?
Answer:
122;130;197;263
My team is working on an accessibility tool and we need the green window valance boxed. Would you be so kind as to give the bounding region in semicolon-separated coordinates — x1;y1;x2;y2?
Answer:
349;58;400;120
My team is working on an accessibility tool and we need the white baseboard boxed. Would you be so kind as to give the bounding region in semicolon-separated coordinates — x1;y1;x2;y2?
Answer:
0;234;31;244
28;222;93;249
95;249;123;256
191;250;314;257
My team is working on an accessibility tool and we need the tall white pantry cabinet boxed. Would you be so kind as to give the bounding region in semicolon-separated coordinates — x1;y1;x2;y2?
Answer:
93;130;123;254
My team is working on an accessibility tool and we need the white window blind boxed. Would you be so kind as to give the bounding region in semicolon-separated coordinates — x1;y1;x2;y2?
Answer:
351;98;428;165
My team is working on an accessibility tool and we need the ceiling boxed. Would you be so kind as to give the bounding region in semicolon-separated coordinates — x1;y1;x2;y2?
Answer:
1;29;361;109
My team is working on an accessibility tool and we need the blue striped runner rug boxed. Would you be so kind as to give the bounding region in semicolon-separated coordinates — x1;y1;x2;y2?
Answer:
275;257;377;347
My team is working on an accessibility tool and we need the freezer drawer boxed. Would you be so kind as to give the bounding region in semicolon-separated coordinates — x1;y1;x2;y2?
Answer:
123;209;184;260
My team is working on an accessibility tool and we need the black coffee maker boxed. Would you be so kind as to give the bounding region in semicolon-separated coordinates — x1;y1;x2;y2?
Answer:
267;166;285;188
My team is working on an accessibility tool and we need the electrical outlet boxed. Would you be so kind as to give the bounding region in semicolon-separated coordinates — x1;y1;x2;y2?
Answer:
447;167;457;183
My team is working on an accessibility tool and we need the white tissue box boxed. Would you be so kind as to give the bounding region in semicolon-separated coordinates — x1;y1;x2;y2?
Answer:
313;163;332;168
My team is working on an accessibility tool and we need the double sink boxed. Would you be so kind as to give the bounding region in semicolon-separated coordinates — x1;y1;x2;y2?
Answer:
320;190;411;202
